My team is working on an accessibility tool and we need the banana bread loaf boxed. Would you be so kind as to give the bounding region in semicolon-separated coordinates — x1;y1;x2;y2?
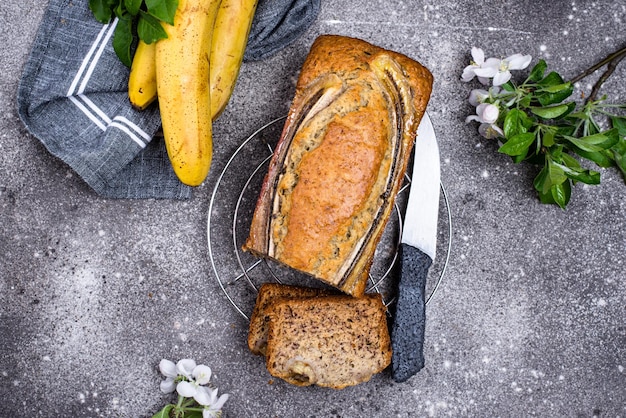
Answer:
264;292;392;389
243;35;433;297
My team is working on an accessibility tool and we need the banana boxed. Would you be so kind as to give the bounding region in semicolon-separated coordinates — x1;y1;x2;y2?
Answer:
128;40;158;111
209;0;258;119
155;0;222;186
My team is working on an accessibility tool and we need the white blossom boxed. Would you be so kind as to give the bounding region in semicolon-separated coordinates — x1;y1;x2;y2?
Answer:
468;89;489;106
192;365;212;385
478;123;504;139
474;53;532;86
468;86;502;106
461;47;490;84
176;359;197;379
159;359;178;394
199;387;230;418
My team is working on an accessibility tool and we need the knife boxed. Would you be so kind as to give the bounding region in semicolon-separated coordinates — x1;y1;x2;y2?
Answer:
391;112;440;383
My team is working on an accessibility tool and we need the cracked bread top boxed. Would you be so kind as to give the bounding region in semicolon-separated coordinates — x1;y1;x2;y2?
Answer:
244;35;433;296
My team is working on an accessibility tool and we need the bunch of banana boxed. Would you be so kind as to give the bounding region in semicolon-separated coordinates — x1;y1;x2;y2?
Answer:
128;0;258;186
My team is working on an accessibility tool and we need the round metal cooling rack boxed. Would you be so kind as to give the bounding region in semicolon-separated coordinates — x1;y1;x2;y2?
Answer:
207;116;452;321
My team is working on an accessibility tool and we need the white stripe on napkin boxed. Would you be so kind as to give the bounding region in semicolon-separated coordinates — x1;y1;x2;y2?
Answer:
67;17;151;149
67;20;117;97
113;116;152;142
69;94;149;148
68;95;107;131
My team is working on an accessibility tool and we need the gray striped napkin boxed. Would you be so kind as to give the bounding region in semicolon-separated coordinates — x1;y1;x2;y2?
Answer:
17;0;320;199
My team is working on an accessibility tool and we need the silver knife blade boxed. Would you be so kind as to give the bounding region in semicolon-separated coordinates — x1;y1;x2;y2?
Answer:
401;113;440;260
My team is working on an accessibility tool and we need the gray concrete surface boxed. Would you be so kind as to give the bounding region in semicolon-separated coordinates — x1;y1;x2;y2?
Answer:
2;1;625;417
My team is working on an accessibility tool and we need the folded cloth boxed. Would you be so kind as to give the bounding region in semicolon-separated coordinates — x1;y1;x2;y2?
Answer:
16;0;321;199
244;0;321;62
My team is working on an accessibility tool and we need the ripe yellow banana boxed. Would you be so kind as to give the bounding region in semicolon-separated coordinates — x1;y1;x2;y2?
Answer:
128;40;157;111
209;0;258;119
155;0;222;186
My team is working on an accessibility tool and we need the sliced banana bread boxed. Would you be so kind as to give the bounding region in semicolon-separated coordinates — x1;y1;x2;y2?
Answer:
265;292;391;389
248;283;335;356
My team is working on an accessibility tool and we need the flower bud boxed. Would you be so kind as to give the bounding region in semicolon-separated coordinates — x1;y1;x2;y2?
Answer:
476;103;499;124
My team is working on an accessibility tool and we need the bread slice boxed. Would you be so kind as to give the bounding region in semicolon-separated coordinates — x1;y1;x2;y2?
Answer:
265;293;391;389
248;283;335;356
243;35;433;297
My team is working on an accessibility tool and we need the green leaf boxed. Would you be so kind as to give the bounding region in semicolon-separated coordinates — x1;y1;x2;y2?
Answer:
583;129;619;150
89;0;114;23
112;16;134;67
547;160;568;189
571;148;615;168
538;71;565;87
530;103;572;119
560;152;581;169
613;149;626;180
536;87;574;106
565;136;602;152
501;81;515;92
611;137;626;180
503;108;532;138
542;129;555;147
538;188;556;205
145;0;179;25
534;160;572;208
568;111;588;120
611;136;626;156
537;82;572;94
125;0;143;15
519;94;532;108
152;404;174;418
550;181;571;209
528;59;547;82
499;132;535;156
597;128;620;149
113;1;127;19
564;129;619;152
550;145;564;160
534;71;573;105
534;165;549;192
556;125;576;137
610;116;626;137
137;11;169;43
553;162;600;184
513;153;529;164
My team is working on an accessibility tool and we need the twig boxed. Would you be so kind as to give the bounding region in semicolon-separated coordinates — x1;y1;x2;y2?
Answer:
570;44;626;84
587;52;626;103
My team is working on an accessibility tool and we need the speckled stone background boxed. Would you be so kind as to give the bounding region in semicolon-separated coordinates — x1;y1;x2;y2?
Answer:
2;1;625;417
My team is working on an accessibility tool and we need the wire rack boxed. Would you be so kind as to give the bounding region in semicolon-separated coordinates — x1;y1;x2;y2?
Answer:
207;116;452;321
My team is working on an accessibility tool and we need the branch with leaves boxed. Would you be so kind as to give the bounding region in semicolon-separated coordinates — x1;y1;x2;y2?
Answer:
89;0;179;66
462;46;626;208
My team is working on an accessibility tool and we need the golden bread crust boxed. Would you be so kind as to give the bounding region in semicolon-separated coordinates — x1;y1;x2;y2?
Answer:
244;35;433;297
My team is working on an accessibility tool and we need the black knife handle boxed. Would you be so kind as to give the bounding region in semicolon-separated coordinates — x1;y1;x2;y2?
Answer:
391;243;432;383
